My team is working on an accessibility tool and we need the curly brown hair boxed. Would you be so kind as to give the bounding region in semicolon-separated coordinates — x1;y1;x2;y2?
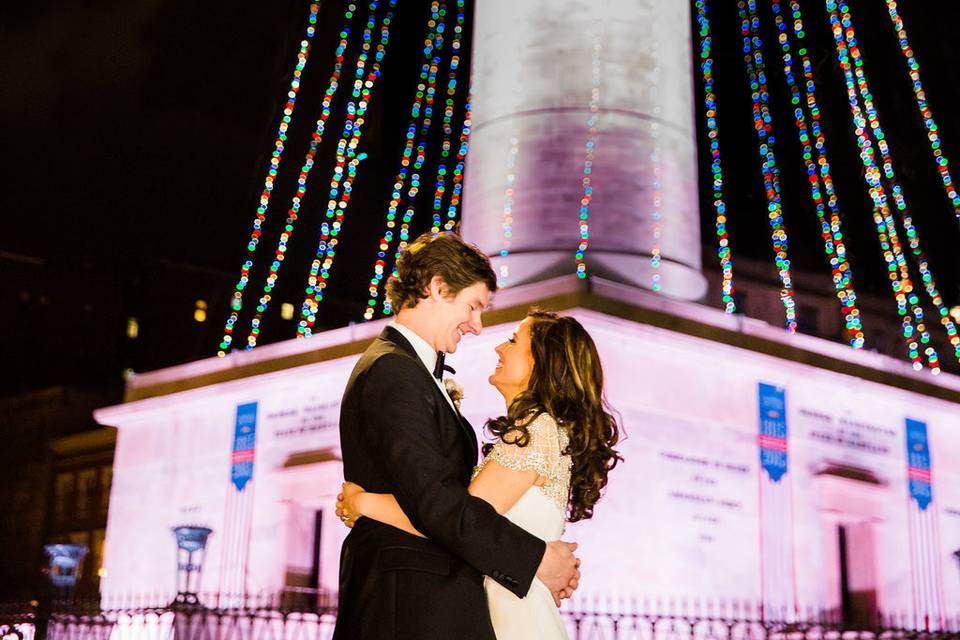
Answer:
385;232;498;311
484;311;622;522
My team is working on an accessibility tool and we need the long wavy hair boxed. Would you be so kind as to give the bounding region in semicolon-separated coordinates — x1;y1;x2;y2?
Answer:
485;311;622;522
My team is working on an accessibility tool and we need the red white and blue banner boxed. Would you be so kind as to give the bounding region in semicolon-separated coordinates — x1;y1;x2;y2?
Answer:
757;383;796;620
231;402;259;492
906;418;932;511
905;418;945;629
758;383;788;483
219;401;259;600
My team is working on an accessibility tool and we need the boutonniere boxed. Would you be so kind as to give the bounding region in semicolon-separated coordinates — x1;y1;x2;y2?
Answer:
443;377;464;410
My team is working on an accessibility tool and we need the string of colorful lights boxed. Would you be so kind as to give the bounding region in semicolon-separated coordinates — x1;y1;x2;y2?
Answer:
647;13;663;293
235;1;381;348
218;2;321;356
832;0;958;368
381;6;450;315
361;3;448;320
883;0;960;224
825;0;935;371
786;0;865;347
497;134;520;287
295;0;398;338
574;20;603;280
431;0;466;234
841;0;959;366
769;0;863;348
443;93;471;232
738;0;796;332
694;0;736;314
648;138;663;291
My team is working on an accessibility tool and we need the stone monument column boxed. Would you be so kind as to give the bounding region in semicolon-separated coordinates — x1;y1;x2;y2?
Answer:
462;0;707;299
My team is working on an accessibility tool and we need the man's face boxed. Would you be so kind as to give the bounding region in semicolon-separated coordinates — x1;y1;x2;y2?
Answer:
433;281;491;354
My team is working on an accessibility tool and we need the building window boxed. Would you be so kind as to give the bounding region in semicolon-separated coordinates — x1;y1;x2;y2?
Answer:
194;300;208;322
54;472;75;522
99;466;113;512
126;317;139;339
76;468;98;518
798;304;821;335
281;303;295;321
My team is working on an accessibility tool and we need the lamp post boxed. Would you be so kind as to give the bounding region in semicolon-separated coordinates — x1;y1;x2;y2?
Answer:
171;526;212;606
38;544;89;640
43;544;88;590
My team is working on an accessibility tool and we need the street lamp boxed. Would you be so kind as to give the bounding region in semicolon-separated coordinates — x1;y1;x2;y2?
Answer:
171;526;212;606
43;544;88;589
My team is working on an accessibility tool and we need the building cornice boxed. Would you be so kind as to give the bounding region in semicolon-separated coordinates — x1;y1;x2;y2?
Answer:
105;275;960;411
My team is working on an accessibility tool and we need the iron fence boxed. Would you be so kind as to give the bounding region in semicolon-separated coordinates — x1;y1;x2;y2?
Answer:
1;593;957;640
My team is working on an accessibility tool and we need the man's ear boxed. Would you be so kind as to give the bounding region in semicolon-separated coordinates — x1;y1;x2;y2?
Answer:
427;275;448;302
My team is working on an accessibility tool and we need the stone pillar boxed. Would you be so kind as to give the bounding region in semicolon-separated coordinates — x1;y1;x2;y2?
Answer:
462;0;706;299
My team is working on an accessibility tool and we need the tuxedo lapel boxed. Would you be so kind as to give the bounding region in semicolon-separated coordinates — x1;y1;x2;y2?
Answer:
455;412;480;462
379;327;479;462
437;385;479;463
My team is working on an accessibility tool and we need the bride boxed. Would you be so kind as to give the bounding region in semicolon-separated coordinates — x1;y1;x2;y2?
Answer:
336;310;622;639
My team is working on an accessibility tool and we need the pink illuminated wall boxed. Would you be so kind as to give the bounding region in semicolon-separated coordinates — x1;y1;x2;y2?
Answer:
95;309;960;622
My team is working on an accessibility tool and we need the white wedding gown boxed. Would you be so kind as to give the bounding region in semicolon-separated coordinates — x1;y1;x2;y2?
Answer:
473;412;572;640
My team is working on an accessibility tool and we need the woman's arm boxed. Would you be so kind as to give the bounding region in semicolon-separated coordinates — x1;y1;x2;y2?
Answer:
338;461;539;535
341;485;426;538
468;460;538;514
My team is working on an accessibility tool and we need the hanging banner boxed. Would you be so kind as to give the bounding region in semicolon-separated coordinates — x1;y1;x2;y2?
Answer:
758;383;788;482
231;402;259;492
905;418;932;511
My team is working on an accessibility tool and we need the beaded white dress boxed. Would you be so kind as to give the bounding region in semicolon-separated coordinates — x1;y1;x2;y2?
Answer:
472;412;572;640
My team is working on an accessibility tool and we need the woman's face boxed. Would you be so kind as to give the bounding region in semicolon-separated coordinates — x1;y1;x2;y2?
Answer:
489;317;535;401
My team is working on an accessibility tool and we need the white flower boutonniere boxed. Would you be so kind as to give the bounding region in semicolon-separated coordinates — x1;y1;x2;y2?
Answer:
443;377;464;410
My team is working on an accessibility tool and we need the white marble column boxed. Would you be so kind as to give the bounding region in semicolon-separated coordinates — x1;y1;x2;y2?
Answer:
462;0;706;299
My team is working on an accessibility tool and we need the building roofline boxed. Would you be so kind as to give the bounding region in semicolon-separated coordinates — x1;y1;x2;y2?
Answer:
100;275;960;414
49;427;117;456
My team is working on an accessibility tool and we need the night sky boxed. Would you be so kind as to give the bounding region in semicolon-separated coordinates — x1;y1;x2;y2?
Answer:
2;1;959;374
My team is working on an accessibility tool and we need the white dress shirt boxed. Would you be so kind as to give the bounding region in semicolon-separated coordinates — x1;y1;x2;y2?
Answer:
389;321;457;412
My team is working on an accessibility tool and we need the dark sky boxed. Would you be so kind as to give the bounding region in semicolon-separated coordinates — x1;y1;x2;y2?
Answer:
3;0;329;271
2;0;959;357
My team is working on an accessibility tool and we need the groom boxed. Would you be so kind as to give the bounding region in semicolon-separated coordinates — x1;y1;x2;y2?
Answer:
333;232;580;639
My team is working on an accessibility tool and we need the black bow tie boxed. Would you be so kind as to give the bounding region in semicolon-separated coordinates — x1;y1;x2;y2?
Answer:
433;352;456;379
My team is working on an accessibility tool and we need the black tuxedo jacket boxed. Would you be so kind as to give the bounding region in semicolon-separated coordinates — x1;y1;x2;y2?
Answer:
332;326;545;639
